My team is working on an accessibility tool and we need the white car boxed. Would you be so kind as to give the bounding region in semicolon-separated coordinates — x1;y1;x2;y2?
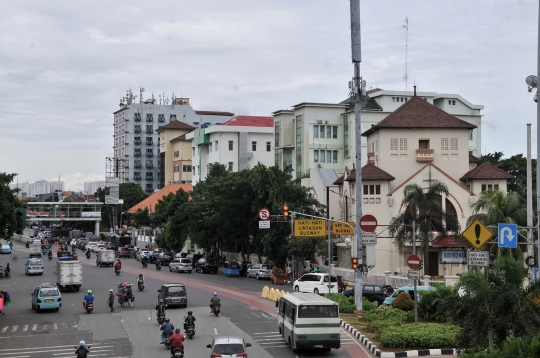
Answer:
87;243;98;252
95;244;107;252
175;258;193;273
137;249;149;261
293;273;339;295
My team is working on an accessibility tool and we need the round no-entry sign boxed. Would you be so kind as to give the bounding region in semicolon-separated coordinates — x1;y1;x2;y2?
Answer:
359;214;377;232
258;208;271;221
407;254;420;270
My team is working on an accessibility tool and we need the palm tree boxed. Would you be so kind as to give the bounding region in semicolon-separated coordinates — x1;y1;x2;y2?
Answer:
389;181;460;275
468;190;527;261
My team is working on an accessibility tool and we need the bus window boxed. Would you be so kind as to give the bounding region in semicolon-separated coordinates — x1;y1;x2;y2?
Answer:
298;305;338;318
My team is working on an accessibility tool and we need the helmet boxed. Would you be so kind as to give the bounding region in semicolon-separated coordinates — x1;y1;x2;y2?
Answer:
213;292;217;296
165;318;170;323
109;289;113;292
139;273;143;277
87;290;92;294
175;328;181;333
159;299;164;303
79;340;85;345
188;311;192;315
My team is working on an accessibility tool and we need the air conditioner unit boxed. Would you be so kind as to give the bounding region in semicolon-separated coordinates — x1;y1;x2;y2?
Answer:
316;120;323;124
324;120;329;124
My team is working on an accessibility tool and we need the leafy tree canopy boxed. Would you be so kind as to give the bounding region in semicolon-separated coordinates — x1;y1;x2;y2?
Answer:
0;173;25;238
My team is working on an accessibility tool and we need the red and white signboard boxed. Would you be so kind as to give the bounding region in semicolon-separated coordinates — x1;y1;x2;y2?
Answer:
407;254;421;270
258;208;271;221
359;214;377;232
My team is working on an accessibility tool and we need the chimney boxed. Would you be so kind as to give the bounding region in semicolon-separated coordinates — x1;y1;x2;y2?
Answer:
413;85;417;96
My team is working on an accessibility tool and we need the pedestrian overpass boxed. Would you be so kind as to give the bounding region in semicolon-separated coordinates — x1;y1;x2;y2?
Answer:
27;202;103;235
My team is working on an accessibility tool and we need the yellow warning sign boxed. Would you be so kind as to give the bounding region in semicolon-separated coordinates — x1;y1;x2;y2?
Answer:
461;218;493;250
332;222;355;235
293;219;326;237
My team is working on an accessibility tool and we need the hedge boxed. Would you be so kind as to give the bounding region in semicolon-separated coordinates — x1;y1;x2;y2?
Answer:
380;323;460;349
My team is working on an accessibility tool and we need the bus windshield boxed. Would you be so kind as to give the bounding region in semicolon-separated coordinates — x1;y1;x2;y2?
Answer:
298;305;338;318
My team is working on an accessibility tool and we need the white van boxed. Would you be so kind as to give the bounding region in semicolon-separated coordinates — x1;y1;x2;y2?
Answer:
293;273;339;294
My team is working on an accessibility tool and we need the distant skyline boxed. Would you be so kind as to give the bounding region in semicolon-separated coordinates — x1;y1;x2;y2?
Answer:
1;1;539;190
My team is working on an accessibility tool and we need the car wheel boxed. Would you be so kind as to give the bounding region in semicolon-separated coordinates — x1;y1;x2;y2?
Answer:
314;288;319;294
189;270;192;274
40;273;43;276
256;274;260;280
246;272;250;278
55;308;59;311
294;286;300;292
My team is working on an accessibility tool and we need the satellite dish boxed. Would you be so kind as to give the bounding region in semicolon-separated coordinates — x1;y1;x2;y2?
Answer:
526;75;537;88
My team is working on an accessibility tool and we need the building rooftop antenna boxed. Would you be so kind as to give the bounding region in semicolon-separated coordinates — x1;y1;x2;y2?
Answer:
403;16;409;92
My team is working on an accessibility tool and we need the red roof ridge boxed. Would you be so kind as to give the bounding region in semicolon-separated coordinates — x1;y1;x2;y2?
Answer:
220;115;274;127
460;162;514;180
128;183;192;213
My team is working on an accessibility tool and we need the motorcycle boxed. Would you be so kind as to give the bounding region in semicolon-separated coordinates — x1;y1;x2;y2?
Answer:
86;251;91;259
185;324;195;339
142;260;148;268
48;253;53;261
157;312;166;325
171;346;184;358
137;281;144;291
212;303;221;317
0;271;11;279
85;302;94;314
155;261;162;271
164;334;171;350
115;267;121;276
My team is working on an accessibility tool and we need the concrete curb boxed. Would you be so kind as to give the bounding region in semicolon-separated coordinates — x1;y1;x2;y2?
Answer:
340;319;455;357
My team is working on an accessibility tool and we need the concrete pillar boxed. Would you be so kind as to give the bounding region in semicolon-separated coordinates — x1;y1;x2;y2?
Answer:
94;221;100;236
330;264;335;276
305;260;311;272
384;271;391;285
423;275;431;286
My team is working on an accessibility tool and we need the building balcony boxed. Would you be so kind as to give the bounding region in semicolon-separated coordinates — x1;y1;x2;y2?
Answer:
134;140;141;145
146;130;153;133
146;153;153;157
146;164;153;168
134;153;141;156
134;163;142;168
134;117;141;122
134;129;141;133
134;176;141;180
416;149;434;162
367;151;375;164
146;141;154;145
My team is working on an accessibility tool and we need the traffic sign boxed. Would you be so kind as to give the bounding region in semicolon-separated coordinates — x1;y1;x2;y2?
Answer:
408;270;420;280
361;232;377;244
407;254;420;269
60;212;66;218
258;208;271;221
359;214;377;232
498;223;517;248
293;219;326;237
332;222;355;235
468;251;489;267
461;219;493;250
259;220;270;229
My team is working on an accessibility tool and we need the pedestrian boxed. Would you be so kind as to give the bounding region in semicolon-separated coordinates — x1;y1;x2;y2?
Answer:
107;289;115;312
5;263;10;274
126;284;133;308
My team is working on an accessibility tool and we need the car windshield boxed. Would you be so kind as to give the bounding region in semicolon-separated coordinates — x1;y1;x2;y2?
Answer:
163;254;172;259
261;265;270;269
58;252;72;257
29;260;43;265
167;286;186;294
40;288;59;296
213;344;245;355
181;259;191;264
298;305;339;318
323;275;338;282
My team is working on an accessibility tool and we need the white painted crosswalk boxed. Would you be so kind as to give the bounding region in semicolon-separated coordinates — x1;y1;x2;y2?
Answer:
0;343;115;357
0;322;76;336
251;328;357;350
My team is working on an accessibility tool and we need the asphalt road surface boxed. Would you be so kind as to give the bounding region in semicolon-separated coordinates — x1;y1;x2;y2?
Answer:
0;239;372;358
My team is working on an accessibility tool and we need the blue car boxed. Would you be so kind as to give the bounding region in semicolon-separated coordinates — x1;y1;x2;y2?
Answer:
57;252;76;261
0;244;11;254
25;258;44;275
31;283;62;311
383;285;437;306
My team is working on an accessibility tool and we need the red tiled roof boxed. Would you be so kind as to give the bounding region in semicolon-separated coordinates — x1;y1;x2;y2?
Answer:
469;154;482;163
431;235;468;247
128;183;192;213
362;96;476;136
345;164;395;181
170;132;192;143
220;115;274;127
156;120;196;132
460;162;514;180
333;174;345;185
195;110;234;116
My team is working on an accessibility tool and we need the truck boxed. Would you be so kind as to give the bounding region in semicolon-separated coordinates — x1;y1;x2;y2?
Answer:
56;260;83;291
96;250;116;267
29;243;41;258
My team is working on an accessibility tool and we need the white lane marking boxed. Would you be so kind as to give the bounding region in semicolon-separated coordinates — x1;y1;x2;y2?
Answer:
52;349;113;356
61;323;67;329
253;332;280;335
0;343;107;352
1;327;7;333
22;325;28;332
11;326;18;332
214;328;218;335
53;323;57;330
42;325;48;331
32;324;37;331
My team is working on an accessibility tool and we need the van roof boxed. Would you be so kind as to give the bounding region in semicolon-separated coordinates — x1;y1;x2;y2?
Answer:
396;285;436;290
281;292;339;306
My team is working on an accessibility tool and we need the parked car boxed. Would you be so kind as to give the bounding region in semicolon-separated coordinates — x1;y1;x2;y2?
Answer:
293;273;339;294
31;283;62;311
87;243;98;252
160;253;173;266
246;264;271;280
185;253;203;266
383;285;437;306
206;336;252;358
176;258;193;273
157;283;187;308
174;252;187;258
137;248;149;261
25;258;44;275
129;248;138;258
1;244;11;254
116;247;131;258
343;284;394;306
237;261;252;277
195;258;219;274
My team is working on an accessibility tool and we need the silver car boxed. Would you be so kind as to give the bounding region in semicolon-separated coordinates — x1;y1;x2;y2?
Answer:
176;258;193;273
246;264;271;280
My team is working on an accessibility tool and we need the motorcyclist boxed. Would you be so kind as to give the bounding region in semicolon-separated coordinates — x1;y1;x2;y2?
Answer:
75;340;90;358
137;274;144;288
48;250;53;259
170;327;185;355
210;292;221;313
155;256;162;269
160;318;175;344
83;290;94;310
183;310;196;331
156;299;166;315
57;247;62;256
86;248;91;258
114;259;122;271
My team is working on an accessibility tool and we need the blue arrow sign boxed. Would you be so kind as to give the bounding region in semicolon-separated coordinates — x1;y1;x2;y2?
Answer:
498;223;518;248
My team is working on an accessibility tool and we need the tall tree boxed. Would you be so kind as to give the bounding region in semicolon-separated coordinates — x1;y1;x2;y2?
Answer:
0;173;24;238
119;182;148;211
389;181;460;275
468;189;527;261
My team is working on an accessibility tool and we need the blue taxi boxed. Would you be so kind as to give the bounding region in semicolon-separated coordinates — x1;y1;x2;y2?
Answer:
31;283;62;311
25;258;44;275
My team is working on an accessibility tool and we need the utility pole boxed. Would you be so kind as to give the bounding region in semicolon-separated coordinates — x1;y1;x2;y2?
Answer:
350;0;364;311
527;124;534;282
537;2;540;276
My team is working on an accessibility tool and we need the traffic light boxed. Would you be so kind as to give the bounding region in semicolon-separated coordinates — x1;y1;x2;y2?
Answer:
14;207;27;233
283;205;290;219
351;257;358;270
418;259;424;271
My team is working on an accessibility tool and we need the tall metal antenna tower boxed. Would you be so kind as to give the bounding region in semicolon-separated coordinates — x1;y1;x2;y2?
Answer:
403;17;409;91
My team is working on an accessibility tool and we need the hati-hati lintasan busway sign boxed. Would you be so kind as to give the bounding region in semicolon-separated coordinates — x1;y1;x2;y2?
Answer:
468;251;489;267
293;219;326;237
259;221;270;229
408;270;420;280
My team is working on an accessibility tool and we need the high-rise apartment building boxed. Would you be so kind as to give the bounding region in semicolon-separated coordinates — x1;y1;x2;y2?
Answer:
112;90;234;193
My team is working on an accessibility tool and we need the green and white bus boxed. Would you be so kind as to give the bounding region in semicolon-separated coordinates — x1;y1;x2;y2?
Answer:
276;292;340;352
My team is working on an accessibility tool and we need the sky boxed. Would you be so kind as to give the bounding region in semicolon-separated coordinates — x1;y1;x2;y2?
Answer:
1;0;539;190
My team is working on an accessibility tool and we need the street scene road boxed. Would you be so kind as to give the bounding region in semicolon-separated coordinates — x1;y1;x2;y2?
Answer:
0;239;371;358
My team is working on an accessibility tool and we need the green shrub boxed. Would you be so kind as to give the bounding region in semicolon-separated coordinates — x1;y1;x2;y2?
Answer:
418;285;455;321
362;299;376;312
380;323;460;348
391;292;415;311
327;294;356;313
363;305;413;324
